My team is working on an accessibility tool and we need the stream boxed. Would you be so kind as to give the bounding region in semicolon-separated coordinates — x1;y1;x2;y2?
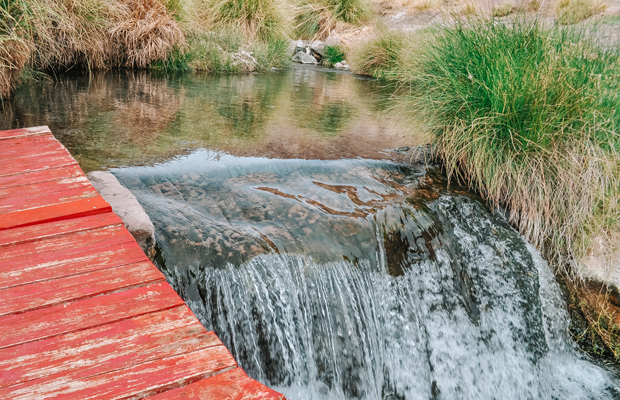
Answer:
3;66;619;399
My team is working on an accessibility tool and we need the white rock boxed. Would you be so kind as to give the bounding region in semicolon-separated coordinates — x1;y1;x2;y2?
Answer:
334;62;343;68
292;51;318;64
87;171;156;258
341;60;348;66
310;41;326;57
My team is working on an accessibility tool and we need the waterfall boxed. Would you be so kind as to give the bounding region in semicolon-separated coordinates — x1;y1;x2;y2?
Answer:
115;150;619;399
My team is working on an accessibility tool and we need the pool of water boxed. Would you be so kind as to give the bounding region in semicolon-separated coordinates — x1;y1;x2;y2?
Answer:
1;66;412;172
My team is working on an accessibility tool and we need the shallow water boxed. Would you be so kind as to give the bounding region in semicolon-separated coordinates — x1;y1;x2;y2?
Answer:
4;67;619;399
1;66;410;172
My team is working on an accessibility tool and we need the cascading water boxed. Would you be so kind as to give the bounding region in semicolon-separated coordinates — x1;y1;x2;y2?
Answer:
115;150;620;399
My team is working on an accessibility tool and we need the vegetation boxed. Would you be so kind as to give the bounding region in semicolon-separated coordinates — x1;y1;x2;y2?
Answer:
321;45;345;66
556;0;604;25
350;29;407;78
355;20;620;267
492;2;515;17
294;0;372;39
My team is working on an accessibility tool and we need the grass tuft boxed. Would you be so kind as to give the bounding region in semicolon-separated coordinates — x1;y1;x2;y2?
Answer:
350;29;408;78
205;0;293;41
556;0;604;24
293;0;372;40
492;2;515;17
322;44;345;66
397;19;620;270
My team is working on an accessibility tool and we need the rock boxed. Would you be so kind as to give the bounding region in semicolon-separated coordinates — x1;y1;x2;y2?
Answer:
292;51;318;64
343;65;350;70
310;41;326;57
341;60;348;66
288;40;297;56
87;171;156;259
334;62;343;68
294;39;305;53
325;32;342;48
579;229;620;293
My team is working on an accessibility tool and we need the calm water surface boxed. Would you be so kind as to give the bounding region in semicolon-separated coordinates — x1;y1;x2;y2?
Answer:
1;66;411;171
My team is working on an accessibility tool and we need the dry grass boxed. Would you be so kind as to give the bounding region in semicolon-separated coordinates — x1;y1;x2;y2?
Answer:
0;0;184;98
111;0;185;68
0;6;32;100
556;0;605;24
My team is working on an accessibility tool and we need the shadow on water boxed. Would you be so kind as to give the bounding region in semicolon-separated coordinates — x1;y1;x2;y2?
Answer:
0;66;411;172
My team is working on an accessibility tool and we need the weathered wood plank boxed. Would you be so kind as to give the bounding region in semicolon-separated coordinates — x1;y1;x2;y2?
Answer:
0;133;58;150
0;195;112;230
0;186;98;214
0;241;148;290
0;176;92;200
1;344;237;400
0;224;134;263
149;368;286;400
0;281;185;349
0;261;163;317
0;212;123;247
0;165;84;190
0;126;51;140
0;306;213;388
1;139;67;160
0;151;77;177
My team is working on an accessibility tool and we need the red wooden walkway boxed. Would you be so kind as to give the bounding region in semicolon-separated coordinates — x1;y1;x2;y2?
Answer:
0;126;284;399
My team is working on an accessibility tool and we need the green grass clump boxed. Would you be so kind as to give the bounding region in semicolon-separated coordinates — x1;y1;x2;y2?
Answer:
322;45;345;66
293;0;372;40
557;0;603;24
399;19;620;267
177;30;290;73
205;0;293;41
253;38;292;71
492;2;515;17
350;30;408;78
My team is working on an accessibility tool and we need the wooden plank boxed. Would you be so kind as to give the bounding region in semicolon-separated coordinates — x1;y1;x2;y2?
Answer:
0;186;98;214
0;176;92;200
0;126;51;140
1;139;67;160
0;306;211;388
0;241;147;290
0;224;134;264
0;261;163;317
0;212;123;247
0;133;58;150
0;165;84;190
0;151;77;177
0;195;112;230
149;368;286;400
0;281;185;349
1;344;237;400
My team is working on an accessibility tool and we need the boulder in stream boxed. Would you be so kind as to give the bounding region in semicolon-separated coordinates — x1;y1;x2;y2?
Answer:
292;51;318;64
87;171;156;259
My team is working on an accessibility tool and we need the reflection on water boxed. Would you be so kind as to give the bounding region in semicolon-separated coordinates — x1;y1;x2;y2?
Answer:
1;66;411;172
114;152;620;400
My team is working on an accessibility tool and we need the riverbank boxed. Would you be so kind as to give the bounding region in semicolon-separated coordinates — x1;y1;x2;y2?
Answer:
347;17;620;362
